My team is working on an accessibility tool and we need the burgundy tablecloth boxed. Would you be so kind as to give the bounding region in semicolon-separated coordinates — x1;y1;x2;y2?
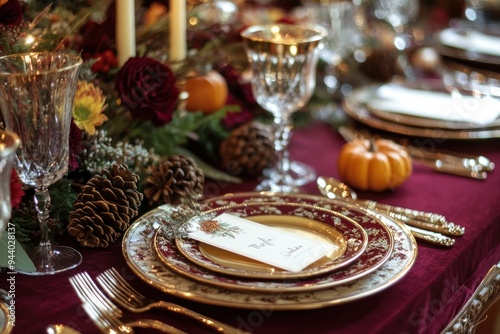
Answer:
1;122;500;334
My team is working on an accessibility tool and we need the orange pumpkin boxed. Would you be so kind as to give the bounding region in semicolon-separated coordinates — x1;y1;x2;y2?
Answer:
184;71;228;114
337;139;412;192
143;2;168;26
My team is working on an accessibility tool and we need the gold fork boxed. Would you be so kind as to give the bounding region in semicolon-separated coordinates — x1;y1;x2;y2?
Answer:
96;267;250;334
69;272;187;334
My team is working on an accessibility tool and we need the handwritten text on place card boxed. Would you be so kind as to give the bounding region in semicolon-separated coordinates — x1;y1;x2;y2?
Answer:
187;213;338;272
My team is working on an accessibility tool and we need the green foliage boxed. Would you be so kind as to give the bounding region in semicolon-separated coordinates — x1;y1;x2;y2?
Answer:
9;179;77;248
49;178;78;223
112;106;237;159
9;201;38;246
0;234;36;273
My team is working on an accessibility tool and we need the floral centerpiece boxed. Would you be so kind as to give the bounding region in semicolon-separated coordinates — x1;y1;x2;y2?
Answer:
0;0;276;252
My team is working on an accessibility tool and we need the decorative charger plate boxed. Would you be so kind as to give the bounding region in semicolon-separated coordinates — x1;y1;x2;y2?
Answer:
343;85;500;140
172;201;368;280
123;192;417;310
151;201;386;293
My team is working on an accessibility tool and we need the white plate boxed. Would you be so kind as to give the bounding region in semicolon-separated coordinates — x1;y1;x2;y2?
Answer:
343;85;500;140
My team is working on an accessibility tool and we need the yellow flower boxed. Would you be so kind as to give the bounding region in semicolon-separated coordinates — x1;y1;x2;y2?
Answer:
72;80;108;135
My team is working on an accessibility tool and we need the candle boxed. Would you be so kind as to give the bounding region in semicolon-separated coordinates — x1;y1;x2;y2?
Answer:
169;0;187;62
116;0;136;67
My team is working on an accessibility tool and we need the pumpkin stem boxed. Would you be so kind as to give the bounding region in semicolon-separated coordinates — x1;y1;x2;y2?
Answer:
368;139;377;152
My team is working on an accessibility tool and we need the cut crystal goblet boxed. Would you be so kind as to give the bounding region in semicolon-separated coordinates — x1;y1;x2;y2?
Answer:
0;52;83;275
241;24;325;192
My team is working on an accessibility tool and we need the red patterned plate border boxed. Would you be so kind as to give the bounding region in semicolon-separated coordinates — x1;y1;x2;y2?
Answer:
152;199;392;293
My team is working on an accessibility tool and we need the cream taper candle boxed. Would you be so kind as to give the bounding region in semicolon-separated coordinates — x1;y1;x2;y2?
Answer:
116;0;136;67
169;0;187;62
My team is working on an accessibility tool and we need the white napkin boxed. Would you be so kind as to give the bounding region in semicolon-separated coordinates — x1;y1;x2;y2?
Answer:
367;83;500;125
439;28;500;57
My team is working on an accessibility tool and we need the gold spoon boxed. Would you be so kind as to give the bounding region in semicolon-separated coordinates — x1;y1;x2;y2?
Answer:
316;176;459;247
316;176;464;235
45;324;81;334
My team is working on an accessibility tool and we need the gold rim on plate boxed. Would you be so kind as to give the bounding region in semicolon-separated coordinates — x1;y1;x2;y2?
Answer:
343;85;500;140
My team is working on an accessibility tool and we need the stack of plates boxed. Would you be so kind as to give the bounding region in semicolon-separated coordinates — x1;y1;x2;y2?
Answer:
435;25;500;67
123;192;417;310
343;82;500;140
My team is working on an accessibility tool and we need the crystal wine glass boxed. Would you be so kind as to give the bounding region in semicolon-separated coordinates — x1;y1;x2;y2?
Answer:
0;52;83;275
373;0;419;78
302;0;364;117
241;24;325;192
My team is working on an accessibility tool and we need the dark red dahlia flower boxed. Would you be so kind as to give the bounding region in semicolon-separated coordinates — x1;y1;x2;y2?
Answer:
116;57;179;126
0;0;23;26
10;169;24;209
69;120;83;171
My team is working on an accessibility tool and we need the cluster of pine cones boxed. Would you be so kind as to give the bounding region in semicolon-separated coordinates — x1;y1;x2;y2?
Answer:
66;122;274;248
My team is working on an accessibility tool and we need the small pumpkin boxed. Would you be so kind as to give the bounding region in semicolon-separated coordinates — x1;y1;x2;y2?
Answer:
184;70;228;114
337;139;412;192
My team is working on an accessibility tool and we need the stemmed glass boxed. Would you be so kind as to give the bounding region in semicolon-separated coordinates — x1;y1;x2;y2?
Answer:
241;24;325;192
0;52;83;275
373;0;419;78
302;0;364;116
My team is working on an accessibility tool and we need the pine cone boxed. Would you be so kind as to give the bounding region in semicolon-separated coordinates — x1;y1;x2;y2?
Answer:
67;164;143;248
219;122;275;178
143;155;204;207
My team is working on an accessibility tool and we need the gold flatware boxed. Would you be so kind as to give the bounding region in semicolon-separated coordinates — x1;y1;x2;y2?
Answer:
69;272;187;334
411;157;488;180
80;299;180;334
317;176;464;236
97;267;249;334
404;145;495;173
405;225;455;247
46;324;82;334
317;176;460;246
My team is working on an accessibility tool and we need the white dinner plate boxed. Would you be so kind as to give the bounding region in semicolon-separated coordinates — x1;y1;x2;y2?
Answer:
343;85;500;140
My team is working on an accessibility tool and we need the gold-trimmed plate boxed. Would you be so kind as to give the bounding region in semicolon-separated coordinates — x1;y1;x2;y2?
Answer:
171;202;368;280
152;200;391;293
343;85;500;140
435;27;500;67
123;192;415;310
361;82;500;130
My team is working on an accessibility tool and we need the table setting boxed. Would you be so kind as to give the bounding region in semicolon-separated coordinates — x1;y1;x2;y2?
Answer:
0;0;499;333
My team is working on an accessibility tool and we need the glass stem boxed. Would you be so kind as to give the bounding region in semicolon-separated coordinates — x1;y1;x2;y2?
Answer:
393;28;415;79
273;113;293;179
34;187;53;257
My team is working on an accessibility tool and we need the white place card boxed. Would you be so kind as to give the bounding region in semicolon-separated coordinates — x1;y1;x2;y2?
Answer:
187;213;338;272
